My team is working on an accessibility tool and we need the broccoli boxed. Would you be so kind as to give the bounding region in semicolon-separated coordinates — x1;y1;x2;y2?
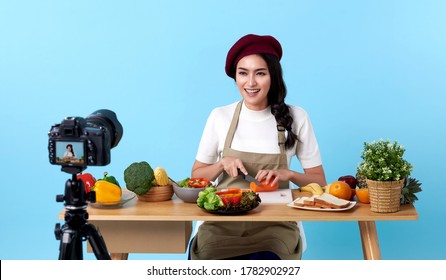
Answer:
124;161;154;195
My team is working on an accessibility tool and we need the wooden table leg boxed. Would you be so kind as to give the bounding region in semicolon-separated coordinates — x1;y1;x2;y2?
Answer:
358;221;381;260
110;253;129;260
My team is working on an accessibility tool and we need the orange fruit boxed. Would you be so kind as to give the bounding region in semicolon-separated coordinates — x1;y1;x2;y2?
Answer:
356;188;370;204
329;181;352;200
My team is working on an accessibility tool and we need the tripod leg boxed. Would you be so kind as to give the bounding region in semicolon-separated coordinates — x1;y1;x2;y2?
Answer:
57;225;83;260
84;223;111;260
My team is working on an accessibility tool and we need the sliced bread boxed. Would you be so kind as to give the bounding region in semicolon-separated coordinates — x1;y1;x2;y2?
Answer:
294;193;350;209
294;196;315;207
313;193;350;209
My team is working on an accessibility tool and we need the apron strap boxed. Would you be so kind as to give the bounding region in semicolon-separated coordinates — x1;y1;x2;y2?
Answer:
223;101;243;149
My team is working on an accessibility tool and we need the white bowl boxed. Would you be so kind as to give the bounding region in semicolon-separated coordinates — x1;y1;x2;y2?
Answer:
173;184;205;203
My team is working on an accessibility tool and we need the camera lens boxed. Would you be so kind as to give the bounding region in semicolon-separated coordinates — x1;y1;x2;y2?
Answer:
86;109;123;148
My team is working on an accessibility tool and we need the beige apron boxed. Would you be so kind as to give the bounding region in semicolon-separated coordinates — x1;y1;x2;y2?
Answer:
190;101;302;260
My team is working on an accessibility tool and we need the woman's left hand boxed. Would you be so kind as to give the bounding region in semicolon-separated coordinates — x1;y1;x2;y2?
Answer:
255;169;292;187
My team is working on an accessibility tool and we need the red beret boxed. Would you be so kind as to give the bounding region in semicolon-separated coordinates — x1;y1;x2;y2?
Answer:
225;34;282;78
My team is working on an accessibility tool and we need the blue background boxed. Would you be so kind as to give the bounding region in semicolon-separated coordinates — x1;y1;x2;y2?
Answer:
1;0;445;260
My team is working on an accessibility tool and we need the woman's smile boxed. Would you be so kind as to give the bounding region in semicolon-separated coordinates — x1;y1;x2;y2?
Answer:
245;88;261;95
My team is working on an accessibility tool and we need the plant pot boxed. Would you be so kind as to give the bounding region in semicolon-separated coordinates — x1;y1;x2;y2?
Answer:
366;178;404;213
137;184;173;202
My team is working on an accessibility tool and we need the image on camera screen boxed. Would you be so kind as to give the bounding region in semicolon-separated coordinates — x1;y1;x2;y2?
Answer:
55;141;85;166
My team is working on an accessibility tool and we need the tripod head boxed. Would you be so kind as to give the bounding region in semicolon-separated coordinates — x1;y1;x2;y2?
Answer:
56;166;95;207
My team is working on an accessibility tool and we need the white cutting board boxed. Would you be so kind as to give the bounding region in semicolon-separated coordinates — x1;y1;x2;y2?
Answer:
258;189;293;204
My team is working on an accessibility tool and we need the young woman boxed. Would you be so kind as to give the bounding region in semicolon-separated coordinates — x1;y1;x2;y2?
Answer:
63;144;76;160
189;34;326;260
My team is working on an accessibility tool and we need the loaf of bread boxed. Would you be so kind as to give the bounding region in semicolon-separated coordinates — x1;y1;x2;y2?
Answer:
294;193;350;209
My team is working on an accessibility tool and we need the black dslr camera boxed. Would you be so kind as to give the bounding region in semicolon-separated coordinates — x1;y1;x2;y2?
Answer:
50;109;123;260
48;109;123;174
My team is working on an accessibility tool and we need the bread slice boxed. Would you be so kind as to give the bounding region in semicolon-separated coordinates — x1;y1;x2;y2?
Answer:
294;196;315;207
313;193;350;209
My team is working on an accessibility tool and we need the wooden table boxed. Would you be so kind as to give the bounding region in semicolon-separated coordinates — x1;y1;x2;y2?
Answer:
59;191;418;260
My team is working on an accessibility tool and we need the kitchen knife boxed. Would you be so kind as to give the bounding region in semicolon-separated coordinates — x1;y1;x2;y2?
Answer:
237;169;261;185
169;177;182;188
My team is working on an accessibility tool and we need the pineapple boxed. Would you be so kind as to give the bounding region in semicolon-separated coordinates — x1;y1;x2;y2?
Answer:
400;177;422;205
356;172;368;188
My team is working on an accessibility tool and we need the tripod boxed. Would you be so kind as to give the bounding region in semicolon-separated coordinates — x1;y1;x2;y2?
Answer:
55;170;111;260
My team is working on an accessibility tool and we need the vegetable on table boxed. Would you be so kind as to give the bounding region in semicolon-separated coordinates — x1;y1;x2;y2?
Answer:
178;177;191;188
93;180;122;203
154;167;170;186
197;187;261;211
216;188;243;205
99;171;120;186
124;161;155;195
249;178;279;192
77;173;96;193
239;191;261;209
187;178;211;188
197;187;224;211
178;177;212;188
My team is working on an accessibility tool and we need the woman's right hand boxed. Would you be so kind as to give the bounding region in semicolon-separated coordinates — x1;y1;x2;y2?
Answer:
220;156;247;178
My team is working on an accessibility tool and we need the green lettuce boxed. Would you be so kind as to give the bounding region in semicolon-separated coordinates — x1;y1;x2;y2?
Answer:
197;187;223;210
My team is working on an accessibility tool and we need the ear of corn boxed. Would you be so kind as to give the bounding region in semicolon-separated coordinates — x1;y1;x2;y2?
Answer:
154;167;170;186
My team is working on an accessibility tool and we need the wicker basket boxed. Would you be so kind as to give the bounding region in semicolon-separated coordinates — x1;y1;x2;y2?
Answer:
366;178;404;213
137;184;173;202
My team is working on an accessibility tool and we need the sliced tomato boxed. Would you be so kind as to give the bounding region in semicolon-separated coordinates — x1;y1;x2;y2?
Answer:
187;178;210;188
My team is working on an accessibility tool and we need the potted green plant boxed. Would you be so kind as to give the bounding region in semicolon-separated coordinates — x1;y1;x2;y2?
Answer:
357;139;413;213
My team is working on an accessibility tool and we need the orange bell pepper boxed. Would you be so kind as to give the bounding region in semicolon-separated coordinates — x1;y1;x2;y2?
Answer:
249;178;279;192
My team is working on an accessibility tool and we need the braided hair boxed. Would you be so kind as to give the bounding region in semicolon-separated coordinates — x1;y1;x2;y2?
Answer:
260;53;299;149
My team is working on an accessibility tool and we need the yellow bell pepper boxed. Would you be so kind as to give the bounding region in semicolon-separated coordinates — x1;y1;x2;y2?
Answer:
93;180;122;203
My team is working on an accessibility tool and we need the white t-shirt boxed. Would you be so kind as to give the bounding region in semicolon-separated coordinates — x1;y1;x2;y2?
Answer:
196;101;322;170
63;151;74;158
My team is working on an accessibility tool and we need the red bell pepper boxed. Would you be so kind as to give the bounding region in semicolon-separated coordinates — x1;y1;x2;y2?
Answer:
77;173;96;193
216;188;243;205
187;178;210;188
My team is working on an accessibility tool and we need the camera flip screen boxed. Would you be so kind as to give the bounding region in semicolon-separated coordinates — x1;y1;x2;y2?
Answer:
55;141;86;166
